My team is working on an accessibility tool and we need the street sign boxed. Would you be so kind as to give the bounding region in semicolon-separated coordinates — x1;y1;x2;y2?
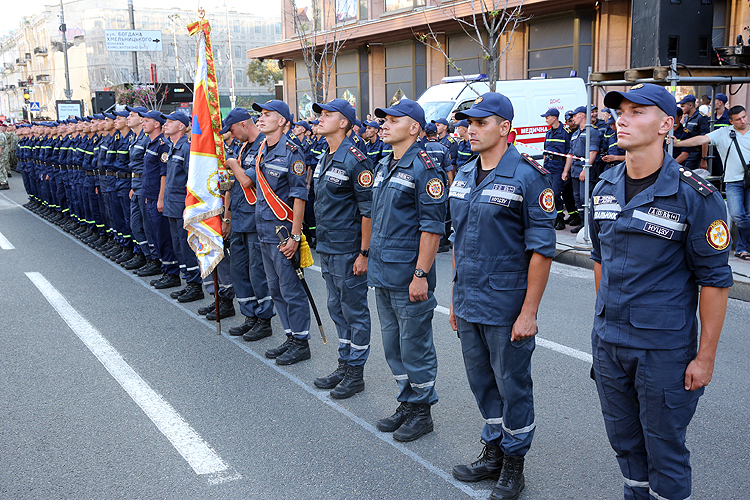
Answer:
29;102;41;112
104;30;163;52
56;100;83;120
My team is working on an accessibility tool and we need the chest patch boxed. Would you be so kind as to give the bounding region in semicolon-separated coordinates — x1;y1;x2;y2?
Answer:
648;207;680;222
593;195;617;205
267;169;280;178
707;220;730;250
492;183;515;193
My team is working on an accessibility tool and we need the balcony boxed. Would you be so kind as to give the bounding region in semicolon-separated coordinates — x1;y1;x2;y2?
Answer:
3;62;14;73
34;47;48;56
36;74;50;83
17;80;28;88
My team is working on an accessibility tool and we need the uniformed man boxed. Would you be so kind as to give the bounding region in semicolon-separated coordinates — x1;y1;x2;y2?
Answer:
454;119;473;169
310;98;373;399
163;112;204;301
592;83;733;500
433;117;458;172
362;120;386;165
423;123;450;171
710;93;731;176
252;99;312;366
370;98;447;442
591;105;606;129
562;105;599;233
0;123;9;190
677;94;710;170
541;108;570;229
220;108;276;339
448;92;556;500
600;115;625;169
123;105;153;271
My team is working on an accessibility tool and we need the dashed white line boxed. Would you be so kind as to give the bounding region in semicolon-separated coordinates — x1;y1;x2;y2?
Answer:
0;231;15;249
25;271;238;483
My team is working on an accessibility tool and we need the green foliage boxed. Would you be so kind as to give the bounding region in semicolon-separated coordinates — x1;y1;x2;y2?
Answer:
247;59;282;91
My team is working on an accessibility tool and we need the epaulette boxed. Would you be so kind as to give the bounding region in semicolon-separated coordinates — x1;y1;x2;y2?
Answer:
678;167;714;196
418;149;436;169
563;125;571;133
349;145;366;162
521;152;549;174
287;140;298;152
158;138;164;145
448;137;455;143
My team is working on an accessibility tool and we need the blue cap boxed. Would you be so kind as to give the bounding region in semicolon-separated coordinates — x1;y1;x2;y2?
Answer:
604;83;678;119
252;99;292;124
676;94;696;105
312;98;357;126
431;117;449;126
165;111;190;127
424;122;438;134
364;120;380;130
374;98;426;130
93;113;105;120
572;106;587;115
541;108;560;118
310;119;320;125
220;107;251;134
293;120;312;133
113;109;129;118
456;119;469;128
454;92;514;122
80;117;90;122
715;93;728;103
606;116;616;126
126;105;148;114
102;112;116;120
354;118;362;128
141;110;166;125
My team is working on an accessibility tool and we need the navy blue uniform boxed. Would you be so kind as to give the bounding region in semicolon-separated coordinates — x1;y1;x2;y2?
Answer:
440;134;458;171
568;125;600;212
368;141;447;405
590;155;733;500
455;139;473;168
682;111;710;170
423;138;450;172
129;130;153;258
143;134;179;276
313;136;373;367
543;123;571;216
450;145;556;456
366;137;386;165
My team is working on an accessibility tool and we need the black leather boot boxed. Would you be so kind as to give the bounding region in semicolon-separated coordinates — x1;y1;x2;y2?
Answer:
124;253;147;270
554;214;566;230
206;298;235;320
567;213;582;227
393;403;433;442
314;359;348;389
330;364;365;399
177;283;204;303
376;402;411;433
243;317;272;341
275;337;311;365
265;336;294;359
452;442;504;482
228;316;257;336
489;455;525;500
153;274;181;289
136;260;162;277
171;286;189;299
197;303;215;315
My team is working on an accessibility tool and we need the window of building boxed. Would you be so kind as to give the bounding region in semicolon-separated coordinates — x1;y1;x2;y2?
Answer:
713;0;729;48
142;16;150;29
94;19;103;29
117;15;126;28
335;51;359;114
296;60;314;120
97;41;104;55
447;34;486;76
99;68;106;81
169;69;176;81
234;46;242;59
275;22;282;35
336;0;367;23
384;0;424;13
235;69;244;86
255;21;262;34
527;12;593;79
384;42;425;105
233;20;241;34
121;68;129;82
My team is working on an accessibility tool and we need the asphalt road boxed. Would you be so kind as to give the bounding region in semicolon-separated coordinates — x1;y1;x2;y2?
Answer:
1;177;749;499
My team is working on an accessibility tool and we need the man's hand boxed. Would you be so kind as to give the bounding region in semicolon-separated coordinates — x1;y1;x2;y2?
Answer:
511;311;537;341
221;220;231;239
157;199;164;213
353;254;368;275
684;355;714;391
409;275;428;302
700;158;708;170
561;168;570;181
95;187;98;195
449;301;458;331
579;170;586;181
280;238;299;260
129;189;133;200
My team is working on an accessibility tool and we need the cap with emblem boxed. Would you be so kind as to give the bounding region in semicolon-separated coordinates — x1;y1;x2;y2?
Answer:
541;108;559;118
252;99;293;124
164;111;191;127
220;107;251;134
312;98;357;126
364;120;380;130
140;110;166;125
294;120;312;133
606;116;615;126
564;110;574;120
572;105;587;115
431;117;449;126
676;94;697;105
454;92;514;122
374;98;426;130
424;122;438;135
113;109;129;118
604;83;678;119
715;93;728;104
456;119;469;128
125;105;148;114
102;112;116;120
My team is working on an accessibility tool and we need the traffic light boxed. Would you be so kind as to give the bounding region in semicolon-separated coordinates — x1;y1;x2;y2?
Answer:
23;91;31;103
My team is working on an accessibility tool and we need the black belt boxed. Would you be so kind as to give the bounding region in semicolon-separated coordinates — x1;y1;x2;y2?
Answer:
105;170;117;176
115;172;129;179
131;172;142;178
85;170;96;176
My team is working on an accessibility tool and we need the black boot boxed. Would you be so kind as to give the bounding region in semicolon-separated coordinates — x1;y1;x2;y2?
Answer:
393;403;433;442
153;274;181;289
570;223;584;234
275;337;311;365
489;456;525;500
330;364;365;399
177;283;204;303
376;402;411;433
197;303;216;316
243;317;273;341
566;213;581;227
265;336;294;359
206;298;235;320
314;359;349;389
228;316;257;336
452;442;504;482
116;248;134;264
136;260;161;277
171;286;189;299
554;214;566;231
124;253;147;270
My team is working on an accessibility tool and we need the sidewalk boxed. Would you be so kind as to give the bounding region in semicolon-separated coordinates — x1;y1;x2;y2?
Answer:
553;226;750;302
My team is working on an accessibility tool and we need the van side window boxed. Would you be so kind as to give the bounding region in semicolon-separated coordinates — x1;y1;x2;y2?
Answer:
456;100;474;113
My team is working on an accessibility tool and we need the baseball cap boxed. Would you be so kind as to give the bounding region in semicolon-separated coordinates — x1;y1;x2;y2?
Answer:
431;117;449;126
676;94;696;105
164;112;191;127
102;112;116;120
364;120;380;130
564;110;574;120
220;107;251;134
113;110;129;118
125;105;148;114
424;122;438;135
572;106;587;115
454;92;514;122
375;98;426;130
310;119;320;125
541;108;560;118
312;98;357;126
604;83;678;118
456;119;469;128
715;93;728;103
606;116;616;126
141;110;166;125
252;99;293;124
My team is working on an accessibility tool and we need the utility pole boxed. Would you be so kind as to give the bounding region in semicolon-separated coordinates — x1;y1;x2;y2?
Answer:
225;3;236;108
59;0;73;99
127;0;139;82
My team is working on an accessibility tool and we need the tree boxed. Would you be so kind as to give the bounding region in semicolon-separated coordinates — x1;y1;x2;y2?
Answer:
247;59;283;92
415;0;528;92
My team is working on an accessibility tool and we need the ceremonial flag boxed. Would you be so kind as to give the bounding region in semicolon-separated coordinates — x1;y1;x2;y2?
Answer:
184;18;229;278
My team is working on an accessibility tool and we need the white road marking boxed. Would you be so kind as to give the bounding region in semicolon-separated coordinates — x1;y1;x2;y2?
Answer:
0;231;14;249
25;272;237;483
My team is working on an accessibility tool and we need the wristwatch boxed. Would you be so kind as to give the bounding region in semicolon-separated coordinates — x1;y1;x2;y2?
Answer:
414;268;427;278
290;233;301;242
221;217;231;223
360;249;369;257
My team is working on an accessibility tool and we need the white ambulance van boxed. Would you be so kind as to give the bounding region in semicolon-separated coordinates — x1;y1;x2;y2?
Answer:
416;75;587;158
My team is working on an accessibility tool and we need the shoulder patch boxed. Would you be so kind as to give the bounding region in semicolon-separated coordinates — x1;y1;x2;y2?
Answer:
706;220;730;250
678;167;713;197
349;145;366;162
521;152;550;174
418;149;436;169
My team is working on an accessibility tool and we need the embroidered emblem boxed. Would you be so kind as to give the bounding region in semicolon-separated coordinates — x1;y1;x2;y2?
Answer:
160;152;168;162
630;84;644;90
707;220;729;250
426;178;444;199
474;96;483;104
292;160;305;175
358;170;373;188
539;188;555;212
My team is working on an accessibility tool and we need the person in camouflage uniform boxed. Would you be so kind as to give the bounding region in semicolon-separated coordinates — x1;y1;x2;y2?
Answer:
0;123;9;190
8;124;19;173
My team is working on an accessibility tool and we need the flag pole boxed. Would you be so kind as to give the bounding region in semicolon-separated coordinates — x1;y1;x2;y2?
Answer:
213;269;221;335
